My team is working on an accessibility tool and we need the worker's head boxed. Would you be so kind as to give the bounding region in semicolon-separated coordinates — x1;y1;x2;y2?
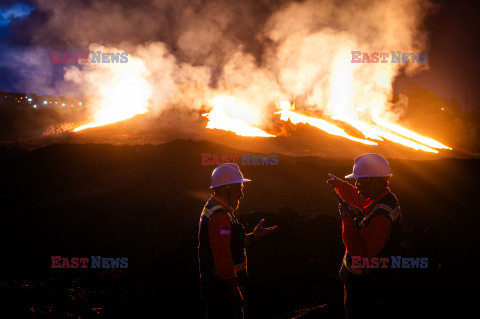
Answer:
210;163;251;210
354;177;389;198
213;183;245;210
345;154;392;198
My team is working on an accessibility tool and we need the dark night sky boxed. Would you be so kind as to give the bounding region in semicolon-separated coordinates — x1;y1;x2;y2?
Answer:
0;0;479;111
394;0;480;112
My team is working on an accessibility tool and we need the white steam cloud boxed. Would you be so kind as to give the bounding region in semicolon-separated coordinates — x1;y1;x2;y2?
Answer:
10;0;438;131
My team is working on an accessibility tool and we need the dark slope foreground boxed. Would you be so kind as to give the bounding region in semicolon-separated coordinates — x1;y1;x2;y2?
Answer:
0;140;478;318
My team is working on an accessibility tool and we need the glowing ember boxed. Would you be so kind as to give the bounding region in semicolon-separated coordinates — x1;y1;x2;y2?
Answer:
202;96;274;137
74;55;152;132
276;101;377;145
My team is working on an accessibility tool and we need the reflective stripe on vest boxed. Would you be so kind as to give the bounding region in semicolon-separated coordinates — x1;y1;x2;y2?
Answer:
371;203;400;221
202;205;224;219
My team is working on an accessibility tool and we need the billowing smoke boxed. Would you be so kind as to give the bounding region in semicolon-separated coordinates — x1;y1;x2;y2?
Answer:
263;0;436;122
4;0;438;132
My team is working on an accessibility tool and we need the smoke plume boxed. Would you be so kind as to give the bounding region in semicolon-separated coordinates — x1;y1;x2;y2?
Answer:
3;0;437;130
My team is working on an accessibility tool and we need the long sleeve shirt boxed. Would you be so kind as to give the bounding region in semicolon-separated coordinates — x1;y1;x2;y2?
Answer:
208;196;237;280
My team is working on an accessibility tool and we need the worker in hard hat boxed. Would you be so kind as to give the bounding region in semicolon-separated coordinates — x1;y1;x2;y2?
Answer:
327;154;402;319
198;163;277;319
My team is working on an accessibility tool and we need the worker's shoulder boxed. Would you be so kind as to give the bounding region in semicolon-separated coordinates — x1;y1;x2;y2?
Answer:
377;191;399;208
361;208;391;228
369;192;400;222
204;199;229;213
202;200;231;222
208;211;231;225
368;212;391;225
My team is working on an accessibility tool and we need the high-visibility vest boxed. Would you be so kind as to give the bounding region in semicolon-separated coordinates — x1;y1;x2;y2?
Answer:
340;191;403;281
198;198;248;283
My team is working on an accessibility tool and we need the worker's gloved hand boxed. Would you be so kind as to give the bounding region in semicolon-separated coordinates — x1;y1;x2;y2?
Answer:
327;173;346;189
327;173;365;209
252;219;278;240
338;203;352;219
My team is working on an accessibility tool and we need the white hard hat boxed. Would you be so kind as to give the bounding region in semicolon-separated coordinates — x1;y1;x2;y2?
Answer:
211;163;251;188
345;153;392;179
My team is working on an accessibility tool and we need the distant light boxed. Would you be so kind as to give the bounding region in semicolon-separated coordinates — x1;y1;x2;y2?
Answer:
27;98;32;102
79;102;82;105
71;104;73;107
62;103;65;106
55;102;58;104
33;104;37;108
43;100;47;104
1;3;35;21
441;107;445;111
